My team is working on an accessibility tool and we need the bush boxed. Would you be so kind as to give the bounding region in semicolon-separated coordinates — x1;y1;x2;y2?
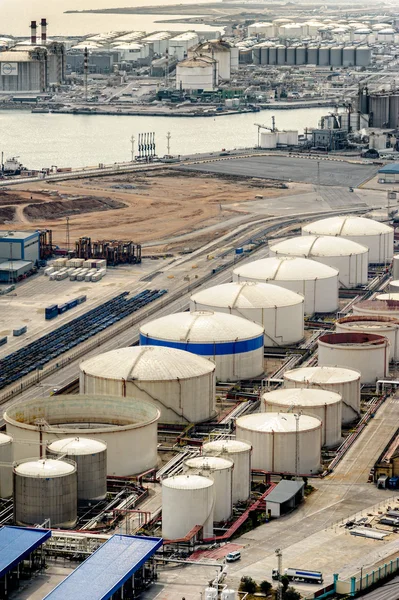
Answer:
259;580;272;595
283;587;301;600
239;576;257;595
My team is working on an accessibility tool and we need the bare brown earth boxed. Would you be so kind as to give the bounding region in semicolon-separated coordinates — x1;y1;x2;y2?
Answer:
7;170;306;249
0;207;15;223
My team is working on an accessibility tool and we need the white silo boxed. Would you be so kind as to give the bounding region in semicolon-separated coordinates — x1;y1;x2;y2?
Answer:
0;433;12;498
236;413;322;474
260;131;277;149
269;235;368;288
47;437;107;504
80;346;215;424
139;311;264;382
318;332;389;384
190;281;304;347
392;255;399;279
302;216;394;264
162;474;214;539
389;280;399;293
377;293;399;302
262;388;342;447
336;315;399;361
175;57;218;91
13;458;78;528
233;256;339;315
184;456;233;521
202;439;251;503
283;365;360;424
353;299;399;318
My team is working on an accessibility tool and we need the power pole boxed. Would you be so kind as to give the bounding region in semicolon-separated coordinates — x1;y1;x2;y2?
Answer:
275;548;283;600
133;134;136;161
84;47;88;102
166;131;171;156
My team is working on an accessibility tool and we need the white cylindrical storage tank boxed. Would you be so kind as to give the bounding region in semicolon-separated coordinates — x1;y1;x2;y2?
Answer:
352;299;399;318
184;456;233;521
392;255;399;280
175;57;217;91
302;216;394;264
286;47;296;65
336;315;399;361
284;365;360;424
377;293;399;302
221;590;236;600
277;45;286;65
260;131;277;149
286;130;299;145
343;46;356;66
139;311;264;382
47;437;107;503
389;280;399;293
206;589;218;600
262;388;341;447
233;256;339;315
190;281;304;347
80;346;215;424
318;332;390;384
270;235;368;288
277;131;289;145
0;433;12;498
308;45;319;64
4;395;160;477
268;46;277;65
162;474;214;539
236;413;322;474
202;439;251;503
13;458;77;529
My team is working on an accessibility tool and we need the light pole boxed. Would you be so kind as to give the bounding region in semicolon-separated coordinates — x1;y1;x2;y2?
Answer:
130;135;135;162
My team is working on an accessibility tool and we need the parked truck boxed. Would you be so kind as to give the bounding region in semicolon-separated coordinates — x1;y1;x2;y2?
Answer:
272;569;323;584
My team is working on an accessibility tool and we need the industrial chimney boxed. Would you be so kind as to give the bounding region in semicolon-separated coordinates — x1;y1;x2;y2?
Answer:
40;18;47;44
30;20;37;45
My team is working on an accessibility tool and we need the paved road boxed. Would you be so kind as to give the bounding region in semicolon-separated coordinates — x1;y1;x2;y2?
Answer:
178;155;379;187
358;576;399;599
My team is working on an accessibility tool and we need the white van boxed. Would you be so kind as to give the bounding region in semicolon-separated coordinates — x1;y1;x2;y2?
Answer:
226;551;241;563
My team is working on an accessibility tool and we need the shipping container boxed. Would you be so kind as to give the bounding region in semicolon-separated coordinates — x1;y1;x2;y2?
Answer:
76;295;87;304
13;326;27;337
58;304;68;314
0;336;7;347
67;299;78;309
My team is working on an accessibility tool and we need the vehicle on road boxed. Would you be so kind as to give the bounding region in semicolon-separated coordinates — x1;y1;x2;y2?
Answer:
226;551;241;563
272;568;323;584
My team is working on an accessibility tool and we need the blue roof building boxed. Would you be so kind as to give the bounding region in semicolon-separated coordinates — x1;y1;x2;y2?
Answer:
378;163;399;182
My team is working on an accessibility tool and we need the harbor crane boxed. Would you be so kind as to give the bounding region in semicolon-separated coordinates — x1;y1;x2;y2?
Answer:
254;117;276;148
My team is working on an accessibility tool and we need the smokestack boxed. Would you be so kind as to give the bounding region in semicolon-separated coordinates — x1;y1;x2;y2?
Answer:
40;18;47;44
30;20;37;45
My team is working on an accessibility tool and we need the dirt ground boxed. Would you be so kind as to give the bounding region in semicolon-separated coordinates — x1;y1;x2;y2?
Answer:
4;170;306;250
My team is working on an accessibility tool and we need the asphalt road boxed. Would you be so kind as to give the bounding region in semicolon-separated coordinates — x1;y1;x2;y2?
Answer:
358;576;399;599
178;155;379;187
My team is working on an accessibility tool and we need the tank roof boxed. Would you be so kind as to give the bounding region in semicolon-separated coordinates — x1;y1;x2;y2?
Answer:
376;293;399;301
15;459;75;477
263;387;341;407
185;456;233;470
202;439;251;453
285;365;361;383
354;299;399;313
233;256;338;282
237;412;321;433
191;281;304;309
80;346;215;381
162;474;214;490
47;437;106;455
140;310;263;343
303;215;393;236
319;332;387;346
0;432;12;445
270;235;368;258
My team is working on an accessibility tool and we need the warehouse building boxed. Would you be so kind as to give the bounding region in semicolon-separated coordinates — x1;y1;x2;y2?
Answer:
378;163;399;183
0;260;34;282
0;231;40;262
0;48;48;92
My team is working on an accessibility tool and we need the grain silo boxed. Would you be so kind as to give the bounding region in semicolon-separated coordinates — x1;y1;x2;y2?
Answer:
0;433;12;498
295;46;306;65
318;332;389;384
352;299;399;318
342;46;356;66
4;394;159;477
356;46;371;66
269;235;368;288
277;45;286;65
79;346;215;424
236;413;322;474
47;437;107;503
336;315;399;361
139;311;264;382
286;47;296;65
162;475;214;539
262;388;342;447
318;46;330;66
202;439;251;503
260;131;277;148
268;46;277;65
190;281;304;346
330;46;343;66
184;456;233;521
13;458;77;528
233;256;339;315
283;365;360;423
308;45;319;65
302;216;393;264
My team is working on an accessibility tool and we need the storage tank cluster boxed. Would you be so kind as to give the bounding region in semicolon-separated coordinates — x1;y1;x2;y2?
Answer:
233;256;339;315
336;315;399;361
252;44;371;67
190;281;305;347
269;235;369;288
139;310;265;382
302;216;394;264
184;456;233;521
259;130;299;149
202;439;251;503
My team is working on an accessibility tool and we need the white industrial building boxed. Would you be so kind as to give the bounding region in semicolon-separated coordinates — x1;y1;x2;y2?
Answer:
202;439;251;503
139;310;264;381
162;474;214;539
176;56;218;91
113;43;149;61
141;32;171;54
318;332;390;384
283;365;361;424
190;39;232;80
233;256;339;315
169;32;199;61
79;346;216;424
184;455;233;521
190;281;304;346
262;387;342;447
335;315;399;361
269;235;369;288
236;412;322;474
302;216;394;264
